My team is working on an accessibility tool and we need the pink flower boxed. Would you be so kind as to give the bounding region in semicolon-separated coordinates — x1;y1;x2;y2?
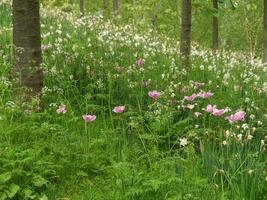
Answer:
204;104;228;116
148;91;161;100
211;108;227;116
235;111;245;120
56;104;67;114
184;93;198;101
135;58;144;66
225;111;246;123
82;115;96;123
198;91;214;99
205;104;214;113
194;112;202;118
113;106;125;113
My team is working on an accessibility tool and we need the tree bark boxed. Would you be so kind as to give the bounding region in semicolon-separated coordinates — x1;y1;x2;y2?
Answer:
212;0;219;51
180;0;192;68
80;0;84;17
12;0;43;111
151;3;160;33
264;0;267;63
103;0;109;18
113;0;120;16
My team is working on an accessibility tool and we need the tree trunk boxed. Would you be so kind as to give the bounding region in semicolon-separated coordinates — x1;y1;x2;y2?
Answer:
151;3;160;33
212;0;219;52
103;0;109;17
12;0;43;111
113;0;119;16
264;0;267;63
80;0;84;17
180;0;192;68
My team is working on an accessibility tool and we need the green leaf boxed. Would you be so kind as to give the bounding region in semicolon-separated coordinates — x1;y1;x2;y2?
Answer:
32;176;48;187
138;133;156;140
171;118;192;134
23;188;36;199
76;170;88;177
39;194;48;200
0;192;8;200
7;183;20;198
0;172;11;184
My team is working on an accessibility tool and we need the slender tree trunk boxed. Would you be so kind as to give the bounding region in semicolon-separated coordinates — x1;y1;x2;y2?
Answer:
103;0;109;17
264;0;267;63
113;0;119;16
180;0;192;68
80;0;84;17
12;0;43;110
151;12;158;32
151;3;160;33
212;0;219;52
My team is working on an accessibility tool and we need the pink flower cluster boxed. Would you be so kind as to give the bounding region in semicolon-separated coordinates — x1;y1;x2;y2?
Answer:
184;91;214;101
182;89;246;123
204;104;228;116
135;58;144;66
57;104;127;123
148;91;161;100
56;105;67;114
225;111;246;123
56;79;246;126
112;106;125;113
184;93;198;101
82;115;97;123
203;105;246;123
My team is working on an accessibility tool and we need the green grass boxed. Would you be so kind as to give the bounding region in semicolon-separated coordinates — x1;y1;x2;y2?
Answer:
0;2;267;199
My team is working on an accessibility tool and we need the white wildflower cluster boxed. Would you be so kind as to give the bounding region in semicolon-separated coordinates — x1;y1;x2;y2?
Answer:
0;77;12;89
0;0;11;6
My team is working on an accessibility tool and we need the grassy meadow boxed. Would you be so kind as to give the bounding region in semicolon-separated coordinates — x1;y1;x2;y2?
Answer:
0;1;267;199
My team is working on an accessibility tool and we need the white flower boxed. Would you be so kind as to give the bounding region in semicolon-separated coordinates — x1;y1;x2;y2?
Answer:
6;101;15;108
257;121;263;126
250;114;255;119
241;123;249;130
247;135;253;140
248;170;253;175
225;130;230;137
208;65;213;71
237;134;242;141
245;98;250;103
179;138;188;147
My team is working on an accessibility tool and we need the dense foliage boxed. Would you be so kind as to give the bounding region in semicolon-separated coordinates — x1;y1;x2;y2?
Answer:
0;0;267;199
